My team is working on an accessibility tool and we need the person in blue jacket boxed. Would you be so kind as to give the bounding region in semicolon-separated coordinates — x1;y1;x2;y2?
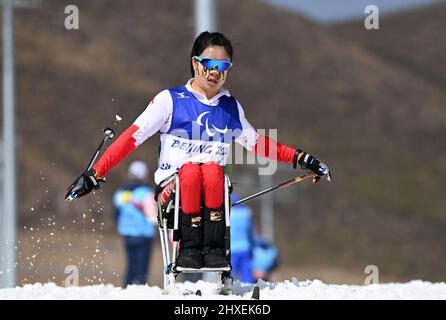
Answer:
252;236;279;282
113;160;158;286
230;194;255;284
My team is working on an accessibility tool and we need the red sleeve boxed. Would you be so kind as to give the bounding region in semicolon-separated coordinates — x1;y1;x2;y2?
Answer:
92;125;139;177
253;134;296;164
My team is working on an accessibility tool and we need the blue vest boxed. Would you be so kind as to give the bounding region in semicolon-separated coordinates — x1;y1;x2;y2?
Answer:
166;86;243;142
154;86;244;184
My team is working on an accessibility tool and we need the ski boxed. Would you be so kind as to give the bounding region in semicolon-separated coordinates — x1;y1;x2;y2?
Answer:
180;289;196;296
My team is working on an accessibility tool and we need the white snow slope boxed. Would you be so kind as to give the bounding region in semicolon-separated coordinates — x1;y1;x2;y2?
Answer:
0;279;445;300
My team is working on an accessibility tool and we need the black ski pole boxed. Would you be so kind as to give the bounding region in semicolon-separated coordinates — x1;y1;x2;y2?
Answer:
66;127;115;201
232;172;315;208
85;127;115;171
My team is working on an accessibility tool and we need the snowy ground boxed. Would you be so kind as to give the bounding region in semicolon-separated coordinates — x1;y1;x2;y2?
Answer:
1;279;446;299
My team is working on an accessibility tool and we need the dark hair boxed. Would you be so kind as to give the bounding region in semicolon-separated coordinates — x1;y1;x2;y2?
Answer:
190;31;233;77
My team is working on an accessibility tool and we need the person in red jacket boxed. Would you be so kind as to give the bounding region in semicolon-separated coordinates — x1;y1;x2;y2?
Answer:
66;31;329;269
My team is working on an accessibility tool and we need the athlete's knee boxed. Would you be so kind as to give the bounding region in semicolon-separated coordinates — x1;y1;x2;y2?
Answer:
179;162;202;185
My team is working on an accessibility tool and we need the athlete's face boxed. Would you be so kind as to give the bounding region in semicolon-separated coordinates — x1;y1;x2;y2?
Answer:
191;46;231;98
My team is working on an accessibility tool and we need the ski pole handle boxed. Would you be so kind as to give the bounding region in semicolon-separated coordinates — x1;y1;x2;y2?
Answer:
66;193;78;202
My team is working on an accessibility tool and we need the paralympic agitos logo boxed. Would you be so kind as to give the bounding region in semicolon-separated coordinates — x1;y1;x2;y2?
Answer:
196;111;228;136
